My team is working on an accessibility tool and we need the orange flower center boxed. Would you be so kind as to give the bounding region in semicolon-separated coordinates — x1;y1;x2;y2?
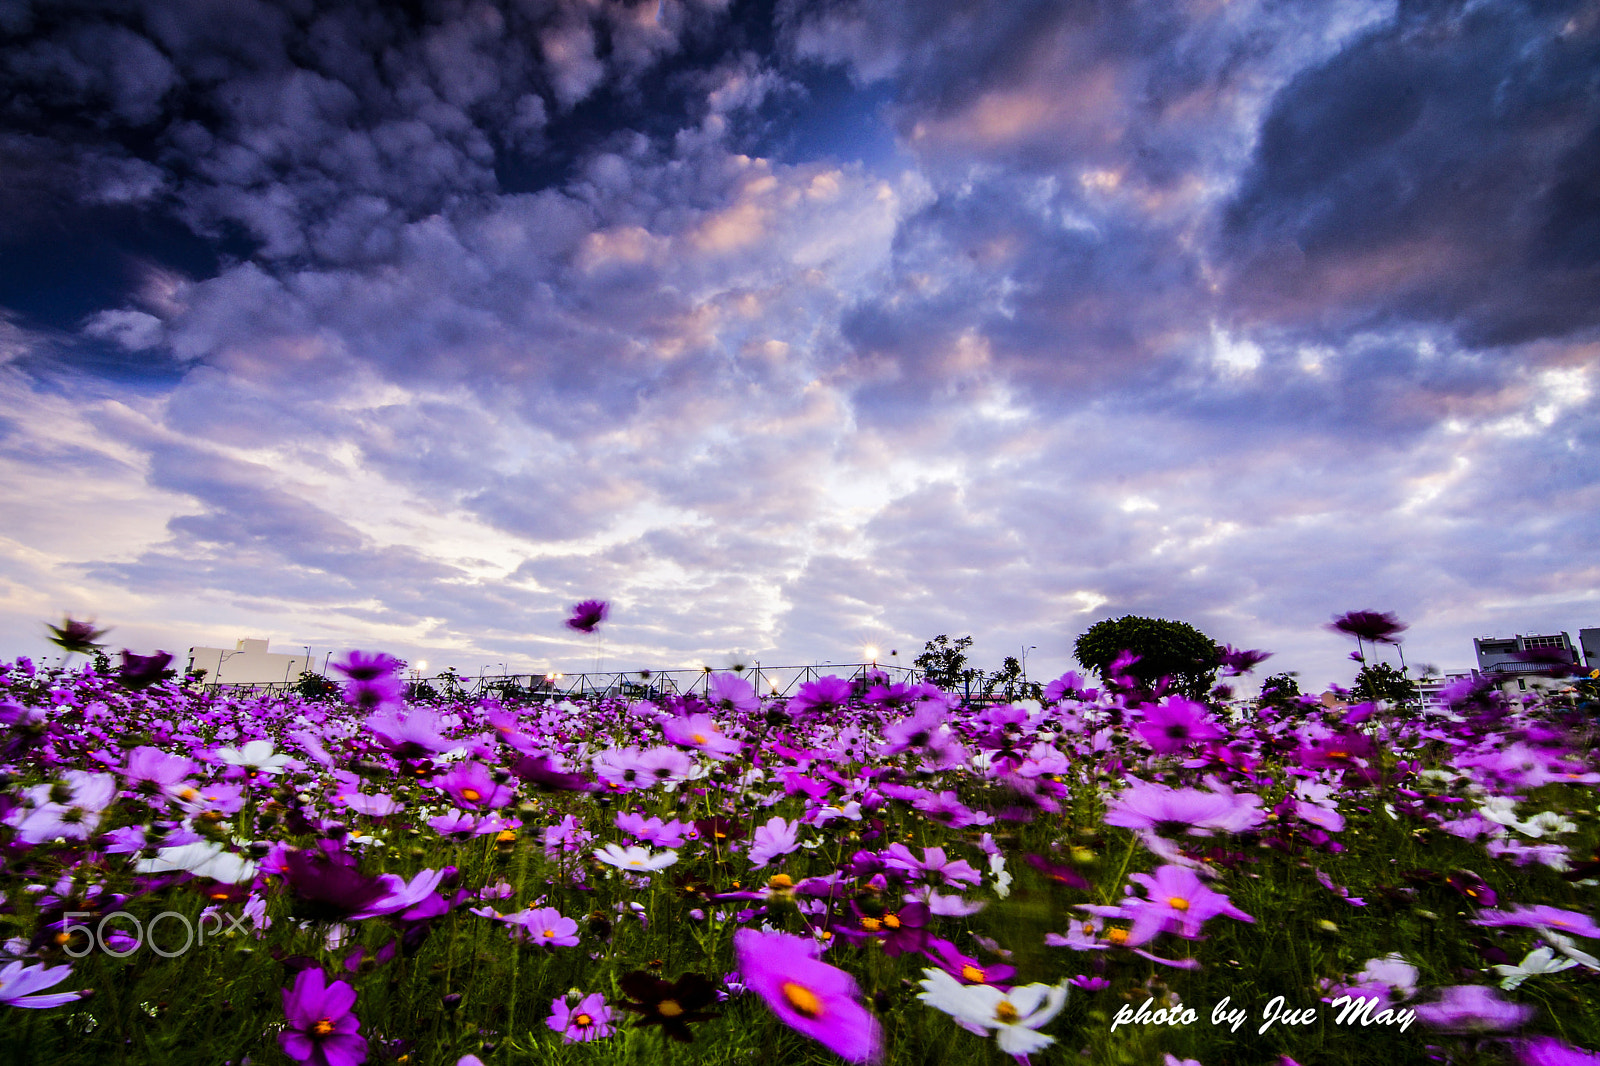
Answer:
883;914;901;929
1106;927;1130;945
574;1013;592;1027
657;1000;683;1018
961;965;987;983
312;1018;336;1036
461;788;481;802
995;1002;1020;1024
1167;896;1190;911
860;917;882;932
782;982;824;1019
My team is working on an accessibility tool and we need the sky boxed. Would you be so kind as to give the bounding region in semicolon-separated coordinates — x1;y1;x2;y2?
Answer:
0;0;1596;693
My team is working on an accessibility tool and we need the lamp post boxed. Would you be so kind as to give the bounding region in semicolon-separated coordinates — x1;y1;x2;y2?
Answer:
1021;645;1037;684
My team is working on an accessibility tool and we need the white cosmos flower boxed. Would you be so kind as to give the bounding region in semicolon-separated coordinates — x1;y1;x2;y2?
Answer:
135;842;256;884
593;844;678;871
917;968;1068;1055
215;740;291;775
1492;946;1579;990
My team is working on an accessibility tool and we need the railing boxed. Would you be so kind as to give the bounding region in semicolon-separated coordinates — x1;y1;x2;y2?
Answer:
200;662;923;701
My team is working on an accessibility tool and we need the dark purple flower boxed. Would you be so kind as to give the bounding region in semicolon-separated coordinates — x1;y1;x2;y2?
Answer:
1216;645;1272;676
617;970;719;1041
280;967;367;1066
47;616;108;656
1329;611;1408;645
566;600;609;633
118;650;173;691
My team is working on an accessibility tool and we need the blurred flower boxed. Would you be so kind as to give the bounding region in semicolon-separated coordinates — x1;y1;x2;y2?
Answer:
735;928;882;1064
117;650;172;690
47;616;108;656
748;816;801;869
706;673;760;715
280;967;366;1066
1216;645;1272;676
593;844;678;872
1414;985;1535;1033
1514;1036;1600;1065
1136;698;1224;755
547;992;612;1043
216;739;292;775
1471;905;1600;940
1103;781;1265;837
617;971;719;1042
566;600;609;633
136;842;257;884
6;771;117;845
917;968;1067;1057
1329;611;1408;645
504;907;579;947
1492;947;1579;990
434;762;515;810
0;961;86;1009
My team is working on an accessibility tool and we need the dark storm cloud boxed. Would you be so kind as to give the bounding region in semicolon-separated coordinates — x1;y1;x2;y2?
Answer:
1223;0;1600;349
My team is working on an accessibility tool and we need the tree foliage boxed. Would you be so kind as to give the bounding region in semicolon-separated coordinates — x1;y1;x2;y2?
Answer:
1351;662;1419;707
1073;615;1220;700
914;635;974;693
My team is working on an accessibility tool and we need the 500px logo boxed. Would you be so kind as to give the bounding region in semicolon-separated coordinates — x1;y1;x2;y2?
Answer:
60;911;250;959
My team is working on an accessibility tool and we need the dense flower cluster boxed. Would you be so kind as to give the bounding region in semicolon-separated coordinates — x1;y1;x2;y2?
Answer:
0;628;1596;1065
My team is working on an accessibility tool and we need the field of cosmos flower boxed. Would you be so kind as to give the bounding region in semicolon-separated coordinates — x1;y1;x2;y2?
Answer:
2;623;1599;1066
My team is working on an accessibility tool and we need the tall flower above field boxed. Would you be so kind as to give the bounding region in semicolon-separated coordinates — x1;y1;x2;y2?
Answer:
566;600;609;633
117;650;172;690
280;967;367;1066
46;616;108;657
736;929;883;1063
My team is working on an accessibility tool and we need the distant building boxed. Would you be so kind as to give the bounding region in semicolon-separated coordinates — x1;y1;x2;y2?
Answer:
187;639;312;687
1417;670;1479;709
1474;632;1583;696
1580;628;1600;670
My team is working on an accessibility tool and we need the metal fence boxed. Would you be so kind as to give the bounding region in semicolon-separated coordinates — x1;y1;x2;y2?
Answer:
201;662;923;702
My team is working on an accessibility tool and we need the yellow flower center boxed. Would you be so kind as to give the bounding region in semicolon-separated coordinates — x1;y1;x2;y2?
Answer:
543;929;556;938
768;874;794;889
883;914;901;929
692;734;708;744
461;788;481;802
782;982;824;1019
312;1018;336;1036
496;830;517;843
574;1013;592;1027
1167;896;1190;911
657;999;683;1018
995;1002;1020;1024
177;787;199;801
961;965;987;983
1106;927;1129;945
860;917;882;932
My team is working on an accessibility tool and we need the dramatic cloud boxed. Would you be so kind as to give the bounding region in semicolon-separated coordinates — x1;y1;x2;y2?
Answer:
0;0;1594;689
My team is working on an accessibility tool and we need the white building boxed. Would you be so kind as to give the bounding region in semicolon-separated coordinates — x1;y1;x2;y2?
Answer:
186;639;313;686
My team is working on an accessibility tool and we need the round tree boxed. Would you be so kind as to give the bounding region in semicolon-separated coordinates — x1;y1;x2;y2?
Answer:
1073;616;1220;700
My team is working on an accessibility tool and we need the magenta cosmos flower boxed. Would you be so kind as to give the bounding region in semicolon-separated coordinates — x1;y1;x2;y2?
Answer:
547;992;613;1042
0;961;86;1009
1103;780;1265;837
566;600;608;633
1135;698;1224;754
280;967;367;1066
734;928;882;1064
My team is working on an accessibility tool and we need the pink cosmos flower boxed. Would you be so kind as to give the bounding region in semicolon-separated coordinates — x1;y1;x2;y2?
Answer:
434;762;515;810
280;967;367;1066
1117;864;1255;944
1515;1037;1600;1065
706;672;760;715
547;992;612;1042
1103;780;1265;837
504;906;579;947
735;928;883;1063
1472;906;1600;940
662;713;743;757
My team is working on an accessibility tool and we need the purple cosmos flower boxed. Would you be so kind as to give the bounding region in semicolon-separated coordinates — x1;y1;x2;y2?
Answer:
367;707;452;760
122;745;197;800
6;771;117;845
883;844;982;888
788;676;854;718
749;816;801;868
923;937;1017;988
1120;864;1255;944
565;600;609;633
280;967;366;1066
434;762;516;810
1104;780;1265;837
615;812;689;847
0;961;86;1009
1514;1037;1600;1065
1472;905;1600;939
662;713;742;757
706;672;760;715
735;928;883;1064
1216;645;1272;676
547;992;613;1043
1414;985;1535;1034
1135;698;1224;755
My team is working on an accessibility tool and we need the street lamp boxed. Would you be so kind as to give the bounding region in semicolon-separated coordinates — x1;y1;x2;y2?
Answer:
1022;645;1037;684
